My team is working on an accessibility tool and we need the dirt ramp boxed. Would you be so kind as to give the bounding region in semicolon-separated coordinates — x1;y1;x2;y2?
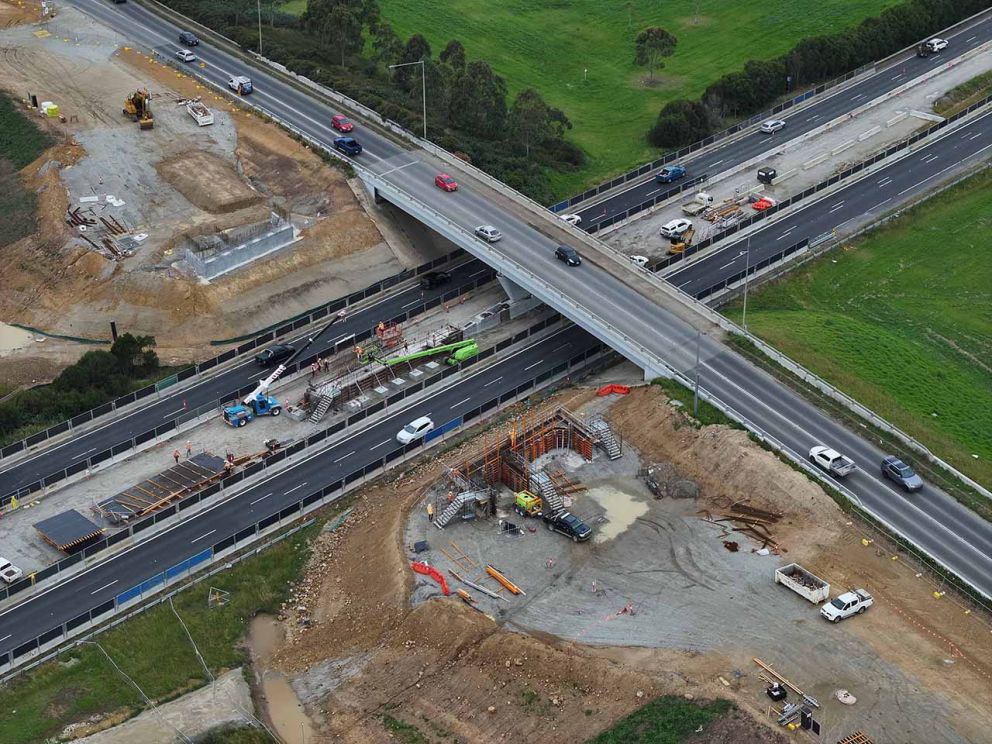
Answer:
157;150;262;214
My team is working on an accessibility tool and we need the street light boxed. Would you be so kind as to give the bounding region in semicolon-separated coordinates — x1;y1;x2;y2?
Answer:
257;0;263;55
741;233;752;333
389;60;427;139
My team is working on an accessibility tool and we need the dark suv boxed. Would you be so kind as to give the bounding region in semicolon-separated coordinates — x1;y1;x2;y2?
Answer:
179;31;199;46
881;456;923;492
254;343;295;367
543;511;592;542
420;271;452;290
333;137;362;156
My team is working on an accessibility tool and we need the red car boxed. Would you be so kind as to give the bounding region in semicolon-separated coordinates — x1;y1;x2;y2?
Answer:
434;173;458;192
331;114;353;133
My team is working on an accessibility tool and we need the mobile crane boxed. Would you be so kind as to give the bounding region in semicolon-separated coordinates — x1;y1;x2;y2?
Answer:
222;310;348;427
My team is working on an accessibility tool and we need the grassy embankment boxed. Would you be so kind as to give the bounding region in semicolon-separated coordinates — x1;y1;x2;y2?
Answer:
722;168;992;492
0;90;53;247
588;696;732;743
0;524;318;744
934;69;992;117
361;0;898;197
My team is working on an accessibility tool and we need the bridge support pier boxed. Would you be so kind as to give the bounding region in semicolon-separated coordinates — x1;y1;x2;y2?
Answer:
498;274;542;318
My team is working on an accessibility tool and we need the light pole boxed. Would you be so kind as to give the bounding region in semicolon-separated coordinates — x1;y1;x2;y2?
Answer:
741;233;752;334
389;60;427;139
693;330;701;419
256;0;263;54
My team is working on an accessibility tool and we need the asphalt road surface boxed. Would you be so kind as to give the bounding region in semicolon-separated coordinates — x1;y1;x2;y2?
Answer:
0;259;494;499
23;0;990;616
572;15;992;228
0;324;597;657
670;108;992;295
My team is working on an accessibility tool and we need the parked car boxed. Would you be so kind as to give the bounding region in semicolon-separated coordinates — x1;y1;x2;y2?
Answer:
254;343;295;367
629;255;649;267
330;114;353;132
396;415;434;444
660;217;692;238
434;173;458;192
655;165;687;183
178;31;199;46
0;557;23;584
555;245;581;266
474;225;502;242
881;455;923;492
925;37;948;53
333;137;362;156
820;589;873;623
543;511;592;542
419;271;451;290
760;119;786;134
559;213;582;226
175;49;197;63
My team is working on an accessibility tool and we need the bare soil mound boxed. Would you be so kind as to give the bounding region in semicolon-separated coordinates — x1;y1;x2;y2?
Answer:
157;150;261;213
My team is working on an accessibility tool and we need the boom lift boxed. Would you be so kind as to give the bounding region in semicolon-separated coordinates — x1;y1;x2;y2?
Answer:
359;338;479;367
223;310;347;427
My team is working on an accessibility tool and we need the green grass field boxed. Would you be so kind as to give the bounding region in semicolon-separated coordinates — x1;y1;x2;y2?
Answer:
360;0;898;197
724;169;992;488
588;696;732;743
0;524;318;744
0;90;53;247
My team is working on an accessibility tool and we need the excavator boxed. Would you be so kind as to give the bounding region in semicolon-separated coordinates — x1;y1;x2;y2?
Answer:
222;310;348;427
123;89;154;130
667;226;695;255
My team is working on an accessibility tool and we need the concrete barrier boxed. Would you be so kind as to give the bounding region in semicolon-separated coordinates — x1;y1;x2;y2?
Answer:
858;126;882;141
831;140;855;156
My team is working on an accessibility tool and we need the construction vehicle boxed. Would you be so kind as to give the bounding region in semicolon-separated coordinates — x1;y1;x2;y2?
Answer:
222;310;347;427
445;339;479;365
123;89;153;129
512;490;543;517
667;226;695;255
361;338;478;367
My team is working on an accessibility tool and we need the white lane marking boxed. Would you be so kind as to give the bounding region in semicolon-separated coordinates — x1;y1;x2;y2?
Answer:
163;408;186;418
284;482;307;495
877;176;892;185
333;450;356;464
484;376;503;387
896;160;960;195
677;279;695;289
891;74;904;81
867;198;891;211
469;268;490;277
922;153;939;164
524;360;544;371
970;132;983;140
551;343;571;353
450;397;471;409
71;448;97;461
646;188;661;197
718;258;737;270
90;580;118;595
0;634;10;643
401;299;421;309
966;35;977;42
191;529;216;543
369;439;391;450
378;161;418;177
806;114;821;122
851;94;865;102
776;226;798;241
249;493;272;506
828;201;845;213
709;159;724;167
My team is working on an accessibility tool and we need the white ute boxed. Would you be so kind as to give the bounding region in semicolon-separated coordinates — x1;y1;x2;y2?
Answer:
0;557;23;584
809;445;856;477
820;589;873;622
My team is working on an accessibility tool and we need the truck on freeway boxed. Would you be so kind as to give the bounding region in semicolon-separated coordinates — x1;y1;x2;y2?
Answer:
809;445;856;478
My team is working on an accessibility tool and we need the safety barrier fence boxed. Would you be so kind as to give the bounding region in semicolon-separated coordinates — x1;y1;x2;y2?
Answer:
692;239;810;301
0;344;617;676
0;248;468;465
634;91;992;266
0;307;568;601
0;266;497;509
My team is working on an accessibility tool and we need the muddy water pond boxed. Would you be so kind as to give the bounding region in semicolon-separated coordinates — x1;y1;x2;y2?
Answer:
586;484;649;543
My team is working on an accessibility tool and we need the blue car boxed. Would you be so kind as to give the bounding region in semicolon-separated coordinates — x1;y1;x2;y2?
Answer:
334;137;362;156
655;165;687;183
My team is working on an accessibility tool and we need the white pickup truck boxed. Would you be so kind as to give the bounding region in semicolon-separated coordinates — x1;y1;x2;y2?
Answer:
809;445;856;477
0;557;23;584
681;191;714;216
820;589;873;622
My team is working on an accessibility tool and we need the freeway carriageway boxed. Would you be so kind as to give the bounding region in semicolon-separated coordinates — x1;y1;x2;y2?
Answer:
20;0;992;611
569;13;992;229
0;259;495;498
670;107;992;295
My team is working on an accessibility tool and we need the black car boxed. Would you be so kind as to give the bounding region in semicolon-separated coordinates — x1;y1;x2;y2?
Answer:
179;31;199;46
254;343;295;367
543;511;592;542
881;456;924;492
333;137;362;156
420;271;451;290
555;245;581;266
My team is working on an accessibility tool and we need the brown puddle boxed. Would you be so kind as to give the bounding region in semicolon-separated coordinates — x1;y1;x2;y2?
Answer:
247;614;318;743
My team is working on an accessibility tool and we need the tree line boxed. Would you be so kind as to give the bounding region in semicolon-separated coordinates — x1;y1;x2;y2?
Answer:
0;334;161;445
650;0;992;148
160;0;581;203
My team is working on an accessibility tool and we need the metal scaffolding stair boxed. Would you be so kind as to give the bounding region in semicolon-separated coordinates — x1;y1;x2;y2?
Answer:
309;394;333;423
530;470;564;516
435;490;485;528
588;418;622;460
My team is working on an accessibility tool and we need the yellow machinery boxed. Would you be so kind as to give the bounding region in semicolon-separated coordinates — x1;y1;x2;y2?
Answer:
668;226;695;255
123;89;154;130
513;490;543;517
